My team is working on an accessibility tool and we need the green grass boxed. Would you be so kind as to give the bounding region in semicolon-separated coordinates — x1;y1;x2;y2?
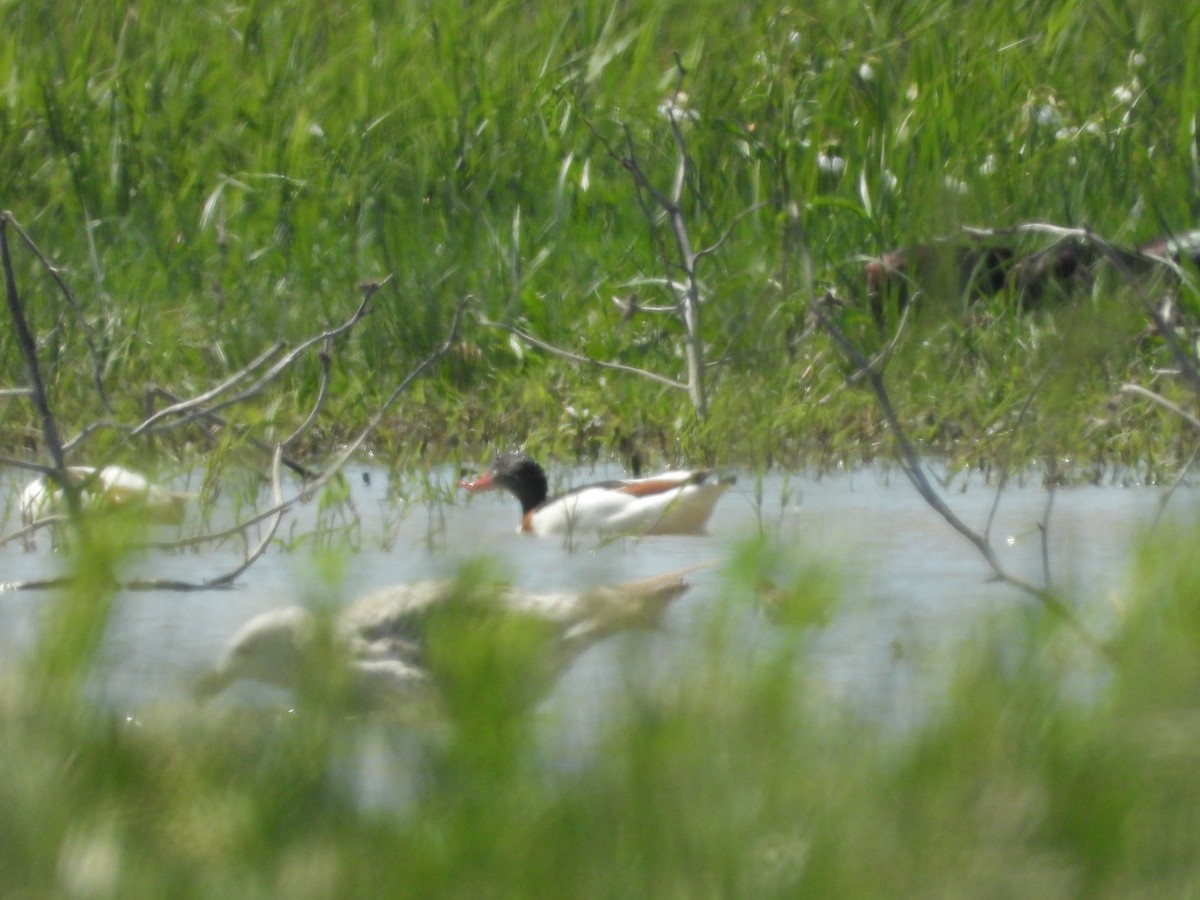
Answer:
0;0;1197;472
4;4;1200;890
4;523;1200;896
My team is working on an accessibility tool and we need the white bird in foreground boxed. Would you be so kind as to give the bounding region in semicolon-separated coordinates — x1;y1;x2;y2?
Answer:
195;568;696;712
458;451;734;538
18;465;189;525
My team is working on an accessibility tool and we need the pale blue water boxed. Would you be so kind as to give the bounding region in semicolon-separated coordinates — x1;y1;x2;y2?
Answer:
1;461;1196;734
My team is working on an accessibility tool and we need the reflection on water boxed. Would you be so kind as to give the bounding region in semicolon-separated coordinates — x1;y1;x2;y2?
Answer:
1;462;1197;730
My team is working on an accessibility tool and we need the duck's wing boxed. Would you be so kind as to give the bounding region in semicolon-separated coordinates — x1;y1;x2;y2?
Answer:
526;485;640;536
339;580;459;647
589;476;734;536
629;478;734;535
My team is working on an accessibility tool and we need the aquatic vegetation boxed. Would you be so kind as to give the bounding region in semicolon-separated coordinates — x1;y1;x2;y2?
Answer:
0;0;1195;474
2;0;1200;892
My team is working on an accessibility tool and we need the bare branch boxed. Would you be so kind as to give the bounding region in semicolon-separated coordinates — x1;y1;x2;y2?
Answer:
1152;439;1200;528
1;212;78;515
0;513;71;549
290;294;470;501
0;456;61;477
281;348;332;451
201;445;285;588
1144;297;1200;396
1119;382;1200;432
62;420;121;453
144;387;317;480
695;202;766;262
3;296;466;589
129;340;287;436
807;299;914;405
581;98;712;414
478;315;687;391
983;374;1048;543
812;293;1101;647
132;277;389;437
4;212;113;413
1039;477;1056;588
155;295;469;552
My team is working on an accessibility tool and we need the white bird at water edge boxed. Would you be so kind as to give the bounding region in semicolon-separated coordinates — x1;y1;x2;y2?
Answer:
195;568;698;714
18;465;189;525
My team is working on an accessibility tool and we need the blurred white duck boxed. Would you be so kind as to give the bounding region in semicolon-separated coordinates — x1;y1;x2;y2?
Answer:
195;569;695;710
458;451;733;537
19;465;188;525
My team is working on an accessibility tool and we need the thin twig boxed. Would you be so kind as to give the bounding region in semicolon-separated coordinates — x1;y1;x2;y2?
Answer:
281;348;332;451
1144;299;1200;396
62;420;121;453
586;77;711;415
0;513;71;549
845;298;914;387
4;297;466;588
1152;439;1200;528
1;212;78;515
983;374;1048;542
695;202;766;262
147;296;470;553
478;315;688;390
202;445;285;588
293;294;468;497
813;294;1100;647
0;456;63;478
133;277;389;437
144;386;317;479
129;339;287;435
1119;383;1200;432
5;211;113;413
1039;476;1056;588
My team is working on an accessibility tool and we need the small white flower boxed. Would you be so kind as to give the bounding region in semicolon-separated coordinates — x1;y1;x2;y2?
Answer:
1112;83;1135;104
1129;51;1146;68
1034;103;1061;127
943;175;969;195
858;61;875;82
657;92;699;122
817;151;846;176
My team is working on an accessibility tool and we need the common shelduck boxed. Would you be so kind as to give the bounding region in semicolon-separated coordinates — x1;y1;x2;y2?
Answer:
458;451;733;537
19;465;188;525
195;570;693;710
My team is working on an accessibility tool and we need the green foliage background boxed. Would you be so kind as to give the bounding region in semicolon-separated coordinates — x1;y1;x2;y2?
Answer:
1;0;1197;472
4;3;1200;894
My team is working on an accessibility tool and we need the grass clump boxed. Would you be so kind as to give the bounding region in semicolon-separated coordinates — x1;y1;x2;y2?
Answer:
0;0;1197;472
3;526;1200;895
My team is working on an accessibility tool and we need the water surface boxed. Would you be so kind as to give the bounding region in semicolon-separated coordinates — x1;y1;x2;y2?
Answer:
1;462;1195;728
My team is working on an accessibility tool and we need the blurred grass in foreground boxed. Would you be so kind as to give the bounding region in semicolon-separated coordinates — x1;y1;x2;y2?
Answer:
2;520;1200;897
